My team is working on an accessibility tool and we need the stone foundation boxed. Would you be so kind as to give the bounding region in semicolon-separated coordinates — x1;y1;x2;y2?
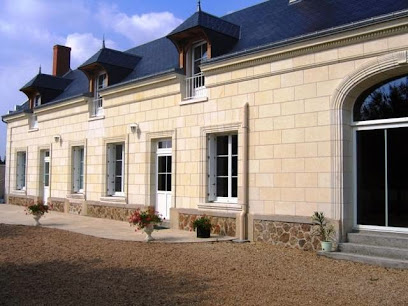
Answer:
8;195;34;206
253;219;321;251
48;198;65;213
179;213;236;237
86;203;142;222
68;202;82;215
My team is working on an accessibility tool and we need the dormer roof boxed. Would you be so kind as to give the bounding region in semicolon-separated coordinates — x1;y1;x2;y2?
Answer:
168;10;240;40
78;47;141;70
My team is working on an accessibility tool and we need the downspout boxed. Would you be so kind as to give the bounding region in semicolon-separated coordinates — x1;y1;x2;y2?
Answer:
237;103;249;242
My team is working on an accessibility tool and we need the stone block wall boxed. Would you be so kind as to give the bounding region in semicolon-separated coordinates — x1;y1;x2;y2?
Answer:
179;213;236;237
253;219;321;251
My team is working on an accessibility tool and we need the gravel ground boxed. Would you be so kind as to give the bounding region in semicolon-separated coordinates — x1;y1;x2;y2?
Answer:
1;224;407;306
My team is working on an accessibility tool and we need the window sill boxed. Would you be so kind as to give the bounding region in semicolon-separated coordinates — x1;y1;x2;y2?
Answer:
180;96;208;105
67;193;85;200
12;189;27;195
198;202;242;212
88;115;105;122
100;196;126;204
28;128;39;133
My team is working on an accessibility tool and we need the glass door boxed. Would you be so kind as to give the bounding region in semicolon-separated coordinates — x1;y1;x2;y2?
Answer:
356;127;408;228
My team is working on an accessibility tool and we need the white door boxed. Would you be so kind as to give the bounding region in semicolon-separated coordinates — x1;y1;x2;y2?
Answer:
42;150;50;205
156;140;172;220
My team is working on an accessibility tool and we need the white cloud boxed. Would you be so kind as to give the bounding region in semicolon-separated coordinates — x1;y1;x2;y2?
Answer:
65;33;116;68
97;4;182;45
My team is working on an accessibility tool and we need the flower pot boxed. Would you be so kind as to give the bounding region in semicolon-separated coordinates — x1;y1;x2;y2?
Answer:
197;227;210;238
143;224;155;242
321;241;332;252
33;214;42;226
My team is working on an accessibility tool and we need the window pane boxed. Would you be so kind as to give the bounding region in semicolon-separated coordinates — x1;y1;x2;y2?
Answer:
232;156;238;176
194;45;202;60
158;141;164;149
44;174;49;187
166;174;172;191
115;161;122;175
217;157;228;176
354;75;408;121
387;127;408;227
216;136;228;155
158;174;166;191
167;140;172;148
115;176;122;192
45;151;50;157
158;156;166;173
232;134;238;155
166;156;172;173
232;178;237;198
216;178;228;197
115;145;122;159
356;129;385;226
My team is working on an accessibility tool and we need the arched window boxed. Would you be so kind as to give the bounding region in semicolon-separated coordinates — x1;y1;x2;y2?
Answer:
353;75;408;121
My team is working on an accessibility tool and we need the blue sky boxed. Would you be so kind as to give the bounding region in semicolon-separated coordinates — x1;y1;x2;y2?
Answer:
0;0;265;158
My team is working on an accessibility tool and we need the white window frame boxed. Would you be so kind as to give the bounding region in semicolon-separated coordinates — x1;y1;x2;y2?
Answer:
16;151;27;191
29;114;38;130
185;41;207;100
93;72;107;117
72;146;84;193
106;143;125;196
207;134;238;203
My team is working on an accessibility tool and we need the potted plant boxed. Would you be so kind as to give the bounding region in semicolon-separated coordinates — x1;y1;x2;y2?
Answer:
311;211;336;252
25;201;50;226
128;207;163;242
192;215;212;238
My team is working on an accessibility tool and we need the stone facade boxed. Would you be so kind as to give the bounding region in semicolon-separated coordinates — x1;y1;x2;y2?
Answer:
3;9;408;242
179;213;236;237
253;220;321;251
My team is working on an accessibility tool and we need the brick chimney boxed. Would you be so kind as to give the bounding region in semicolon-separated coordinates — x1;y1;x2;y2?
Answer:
52;45;71;77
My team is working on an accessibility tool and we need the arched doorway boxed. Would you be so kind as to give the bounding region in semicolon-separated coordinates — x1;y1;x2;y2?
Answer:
331;50;408;239
353;75;408;230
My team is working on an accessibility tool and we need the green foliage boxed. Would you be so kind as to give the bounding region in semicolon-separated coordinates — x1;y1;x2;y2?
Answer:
192;215;212;231
26;201;50;216
311;211;335;242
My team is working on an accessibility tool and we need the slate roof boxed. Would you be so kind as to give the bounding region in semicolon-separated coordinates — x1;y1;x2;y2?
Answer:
168;10;240;39
4;0;408;118
78;47;141;70
20;73;72;92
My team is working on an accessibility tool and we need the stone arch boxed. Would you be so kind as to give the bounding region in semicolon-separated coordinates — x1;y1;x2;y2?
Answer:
330;50;408;238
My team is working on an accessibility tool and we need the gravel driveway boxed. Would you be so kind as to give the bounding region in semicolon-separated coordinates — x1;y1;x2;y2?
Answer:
1;224;407;305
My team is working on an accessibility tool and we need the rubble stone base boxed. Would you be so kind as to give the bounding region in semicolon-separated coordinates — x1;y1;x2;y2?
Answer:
68;203;82;215
254;220;321;251
87;204;135;222
179;213;236;237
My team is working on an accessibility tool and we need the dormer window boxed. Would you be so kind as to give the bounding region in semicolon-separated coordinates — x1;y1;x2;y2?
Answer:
186;41;207;100
93;73;107;117
34;95;41;107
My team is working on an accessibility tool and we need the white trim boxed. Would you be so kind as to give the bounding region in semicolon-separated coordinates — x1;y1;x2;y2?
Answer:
354;224;408;234
353;119;408;230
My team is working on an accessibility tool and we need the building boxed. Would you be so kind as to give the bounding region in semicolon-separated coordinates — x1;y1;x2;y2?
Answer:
3;0;408;251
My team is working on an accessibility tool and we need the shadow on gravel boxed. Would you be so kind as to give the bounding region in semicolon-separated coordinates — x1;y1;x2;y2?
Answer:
0;260;211;305
0;224;29;239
